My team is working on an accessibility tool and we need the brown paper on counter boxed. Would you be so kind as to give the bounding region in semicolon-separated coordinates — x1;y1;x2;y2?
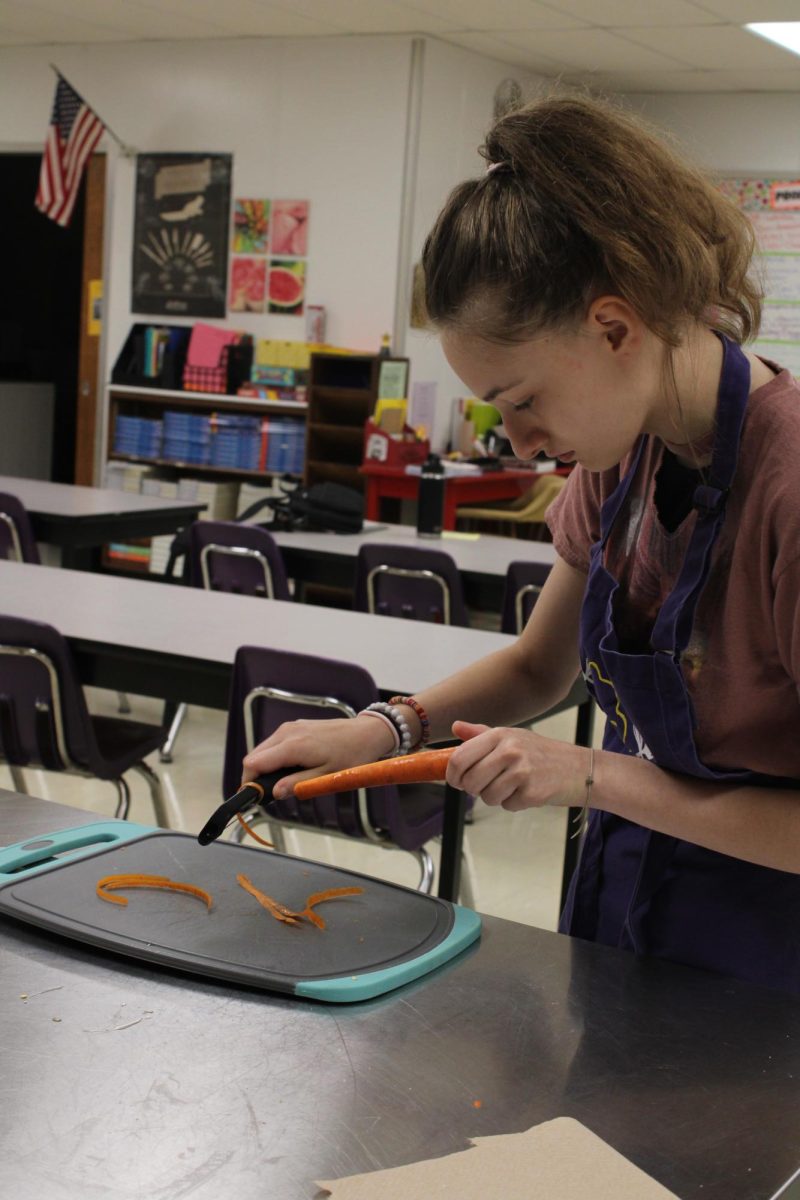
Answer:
316;1116;680;1199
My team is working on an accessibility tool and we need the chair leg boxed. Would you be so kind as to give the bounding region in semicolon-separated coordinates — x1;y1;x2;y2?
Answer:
458;851;476;910
414;846;435;894
112;777;131;821
159;702;188;763
9;764;27;793
130;761;169;828
117;691;132;714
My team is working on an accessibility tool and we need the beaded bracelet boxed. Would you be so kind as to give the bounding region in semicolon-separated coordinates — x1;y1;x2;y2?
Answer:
388;695;430;747
359;708;400;754
358;701;413;757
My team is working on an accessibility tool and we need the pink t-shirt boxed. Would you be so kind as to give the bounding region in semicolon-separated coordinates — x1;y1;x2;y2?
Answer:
546;366;800;778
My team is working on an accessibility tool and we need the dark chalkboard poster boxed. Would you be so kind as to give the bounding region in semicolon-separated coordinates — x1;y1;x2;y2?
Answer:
131;153;232;317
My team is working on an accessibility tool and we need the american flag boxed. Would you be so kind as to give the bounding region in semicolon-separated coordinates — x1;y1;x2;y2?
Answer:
35;75;105;228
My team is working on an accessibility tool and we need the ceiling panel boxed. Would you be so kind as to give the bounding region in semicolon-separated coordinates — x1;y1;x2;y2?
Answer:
1;0;800;92
621;23;800;70
538;0;721;26
442;29;570;72
403;0;587;30
491;27;692;71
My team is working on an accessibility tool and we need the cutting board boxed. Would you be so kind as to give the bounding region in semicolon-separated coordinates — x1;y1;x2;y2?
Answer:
0;821;480;1003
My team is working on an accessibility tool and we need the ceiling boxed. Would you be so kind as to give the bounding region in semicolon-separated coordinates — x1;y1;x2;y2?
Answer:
2;0;800;93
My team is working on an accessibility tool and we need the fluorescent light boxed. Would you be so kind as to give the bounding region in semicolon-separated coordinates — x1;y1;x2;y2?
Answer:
745;22;800;57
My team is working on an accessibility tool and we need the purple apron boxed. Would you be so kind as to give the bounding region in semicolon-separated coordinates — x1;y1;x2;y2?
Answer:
561;335;800;994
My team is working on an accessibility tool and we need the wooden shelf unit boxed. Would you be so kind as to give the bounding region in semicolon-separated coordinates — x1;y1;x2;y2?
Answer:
305;352;409;491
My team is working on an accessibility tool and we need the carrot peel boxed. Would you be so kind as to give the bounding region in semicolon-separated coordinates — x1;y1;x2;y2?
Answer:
236;814;275;848
96;874;213;910
293;747;455;800
236;874;363;930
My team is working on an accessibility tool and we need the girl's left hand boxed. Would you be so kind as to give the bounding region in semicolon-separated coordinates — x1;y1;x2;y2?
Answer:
446;720;590;812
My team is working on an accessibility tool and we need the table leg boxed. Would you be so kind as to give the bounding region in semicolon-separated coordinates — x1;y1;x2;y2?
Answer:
438;782;466;901
364;480;380;521
559;697;597;912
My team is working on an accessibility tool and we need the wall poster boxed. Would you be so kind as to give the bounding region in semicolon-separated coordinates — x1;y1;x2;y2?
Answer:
720;177;800;377
132;153;232;317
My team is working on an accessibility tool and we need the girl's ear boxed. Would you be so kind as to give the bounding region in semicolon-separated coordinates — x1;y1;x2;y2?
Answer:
586;295;644;354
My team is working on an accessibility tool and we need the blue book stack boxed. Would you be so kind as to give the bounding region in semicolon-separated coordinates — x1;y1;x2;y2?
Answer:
266;418;306;474
113;415;163;458
162;410;212;465
210;414;262;470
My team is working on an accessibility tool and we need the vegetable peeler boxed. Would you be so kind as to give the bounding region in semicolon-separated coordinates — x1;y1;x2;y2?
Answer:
197;748;456;847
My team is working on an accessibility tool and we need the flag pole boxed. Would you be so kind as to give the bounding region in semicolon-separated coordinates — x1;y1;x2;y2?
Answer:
48;64;137;157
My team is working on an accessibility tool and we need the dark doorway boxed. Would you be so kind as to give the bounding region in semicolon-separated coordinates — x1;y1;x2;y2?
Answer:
0;153;86;482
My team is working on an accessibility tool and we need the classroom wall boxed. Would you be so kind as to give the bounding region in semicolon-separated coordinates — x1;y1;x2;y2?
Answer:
0;36;413;379
626;93;800;175
406;40;544;450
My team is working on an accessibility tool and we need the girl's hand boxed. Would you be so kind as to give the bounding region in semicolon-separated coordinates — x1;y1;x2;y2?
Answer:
242;714;395;800
446;720;589;812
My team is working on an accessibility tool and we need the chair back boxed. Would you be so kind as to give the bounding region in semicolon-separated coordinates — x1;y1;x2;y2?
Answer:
501;561;552;634
189;520;290;599
223;645;448;851
0;493;40;564
354;543;469;626
0;615;98;770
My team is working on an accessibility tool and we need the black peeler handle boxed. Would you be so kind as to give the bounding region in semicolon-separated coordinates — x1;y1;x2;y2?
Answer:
196;768;299;847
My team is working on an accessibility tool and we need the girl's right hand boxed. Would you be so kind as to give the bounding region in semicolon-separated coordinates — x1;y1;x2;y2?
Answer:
241;713;396;800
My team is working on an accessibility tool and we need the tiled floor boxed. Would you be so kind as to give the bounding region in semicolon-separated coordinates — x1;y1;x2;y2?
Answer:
3;686;604;933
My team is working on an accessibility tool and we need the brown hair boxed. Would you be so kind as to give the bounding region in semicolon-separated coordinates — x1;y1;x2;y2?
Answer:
422;93;762;346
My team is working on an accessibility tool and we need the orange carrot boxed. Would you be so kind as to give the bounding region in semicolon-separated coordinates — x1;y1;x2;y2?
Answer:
97;874;213;910
236;814;275;848
293;747;455;800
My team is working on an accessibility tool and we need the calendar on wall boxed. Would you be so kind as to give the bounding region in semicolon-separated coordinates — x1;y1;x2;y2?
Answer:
720;178;800;377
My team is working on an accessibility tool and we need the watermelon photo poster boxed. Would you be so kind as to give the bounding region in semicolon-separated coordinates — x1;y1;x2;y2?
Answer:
232;198;270;254
229;256;267;313
270;200;309;257
132;153;232;317
268;259;305;315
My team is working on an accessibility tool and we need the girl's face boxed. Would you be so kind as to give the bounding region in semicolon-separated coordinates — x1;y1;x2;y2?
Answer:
441;310;656;473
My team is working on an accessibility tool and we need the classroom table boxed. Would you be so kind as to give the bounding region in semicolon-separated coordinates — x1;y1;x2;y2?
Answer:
0;558;593;904
1;791;798;1200
0;474;204;570
360;463;543;529
271;520;558;611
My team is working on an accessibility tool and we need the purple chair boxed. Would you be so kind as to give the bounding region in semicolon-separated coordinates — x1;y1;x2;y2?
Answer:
159;520;292;763
501;561;552;634
354;543;469;626
0;493;40;563
0;615;168;823
223;645;474;895
189;520;290;599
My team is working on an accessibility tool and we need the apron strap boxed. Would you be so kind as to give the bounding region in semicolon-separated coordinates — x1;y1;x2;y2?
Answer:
651;336;751;654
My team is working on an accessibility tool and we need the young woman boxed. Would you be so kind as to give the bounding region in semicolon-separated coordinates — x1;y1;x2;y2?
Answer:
244;94;800;994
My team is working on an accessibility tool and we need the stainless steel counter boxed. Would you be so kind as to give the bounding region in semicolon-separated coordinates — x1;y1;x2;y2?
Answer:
1;792;799;1200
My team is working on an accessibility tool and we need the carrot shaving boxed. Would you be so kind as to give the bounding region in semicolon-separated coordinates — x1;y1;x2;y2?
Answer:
236;873;302;925
236;814;275;848
97;874;212;910
293;747;454;800
236;875;363;930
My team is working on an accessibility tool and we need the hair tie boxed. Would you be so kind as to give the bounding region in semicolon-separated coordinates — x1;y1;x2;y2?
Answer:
486;161;506;175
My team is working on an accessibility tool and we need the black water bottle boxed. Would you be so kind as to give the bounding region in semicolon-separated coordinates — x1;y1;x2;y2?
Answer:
416;452;445;538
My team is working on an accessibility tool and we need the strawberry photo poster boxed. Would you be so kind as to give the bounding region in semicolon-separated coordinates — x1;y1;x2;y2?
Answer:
229;256;267;313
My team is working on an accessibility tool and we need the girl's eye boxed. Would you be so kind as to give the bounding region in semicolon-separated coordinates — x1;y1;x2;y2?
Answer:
511;397;534;413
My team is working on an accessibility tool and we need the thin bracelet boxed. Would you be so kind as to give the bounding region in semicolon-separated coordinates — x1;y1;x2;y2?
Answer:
570;747;594;841
359;708;400;755
359;701;413;756
388;695;430;747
